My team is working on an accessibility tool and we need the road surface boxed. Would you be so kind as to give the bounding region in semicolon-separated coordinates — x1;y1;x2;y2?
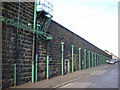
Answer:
60;63;118;88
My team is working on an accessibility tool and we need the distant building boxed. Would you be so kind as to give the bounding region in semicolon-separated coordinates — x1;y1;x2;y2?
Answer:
104;50;118;60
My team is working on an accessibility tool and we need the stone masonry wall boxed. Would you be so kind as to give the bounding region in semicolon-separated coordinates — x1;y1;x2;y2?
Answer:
0;2;2;89
47;20;112;76
2;2;111;89
2;2;49;89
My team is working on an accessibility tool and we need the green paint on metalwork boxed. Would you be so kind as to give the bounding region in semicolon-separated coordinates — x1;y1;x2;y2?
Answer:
46;55;49;79
98;54;99;65
102;55;103;64
99;55;101;65
46;36;53;40
42;16;53;32
97;54;98;65
32;1;37;83
88;51;90;68
84;49;86;69
92;52;94;67
0;11;53;40
95;53;97;66
71;45;74;72
32;60;34;83
100;55;101;65
94;53;96;66
78;48;81;70
61;42;65;75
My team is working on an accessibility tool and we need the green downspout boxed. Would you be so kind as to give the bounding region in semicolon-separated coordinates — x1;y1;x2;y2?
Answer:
102;55;103;64
103;56;105;64
92;52;94;67
103;56;104;64
32;60;34;83
98;55;100;65
61;42;65;75
100;55;101;65
102;56;104;64
46;55;49;79
71;45;74;72
106;56;107;63
93;53;95;66
97;54;99;66
32;0;37;83
96;54;98;65
84;49;86;69
98;54;99;65
78;48;81;70
88;51;90;68
33;0;37;31
96;53;97;66
105;56;106;64
94;53;96;66
104;56;105;64
96;54;97;66
14;63;16;86
99;55;101;65
101;55;102;64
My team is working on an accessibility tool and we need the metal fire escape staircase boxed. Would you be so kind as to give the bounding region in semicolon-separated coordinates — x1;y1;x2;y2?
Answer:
0;0;53;40
36;0;53;40
0;0;53;84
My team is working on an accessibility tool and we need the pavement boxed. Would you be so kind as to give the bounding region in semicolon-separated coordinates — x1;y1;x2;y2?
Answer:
60;63;118;88
8;63;113;89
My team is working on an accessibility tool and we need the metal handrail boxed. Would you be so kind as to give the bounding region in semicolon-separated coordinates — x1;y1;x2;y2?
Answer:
37;0;53;14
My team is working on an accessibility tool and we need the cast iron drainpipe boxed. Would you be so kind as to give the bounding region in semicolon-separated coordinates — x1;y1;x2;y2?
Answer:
92;52;94;67
61;42;65;75
46;41;51;79
71;45;74;72
78;48;81;70
88;51;90;68
84;49;86;69
32;0;37;83
46;55;49;79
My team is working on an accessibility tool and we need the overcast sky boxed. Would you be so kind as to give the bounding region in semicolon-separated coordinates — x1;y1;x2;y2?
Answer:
48;0;118;56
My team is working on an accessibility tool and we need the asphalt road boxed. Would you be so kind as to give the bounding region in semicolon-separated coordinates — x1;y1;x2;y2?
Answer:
60;63;118;88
